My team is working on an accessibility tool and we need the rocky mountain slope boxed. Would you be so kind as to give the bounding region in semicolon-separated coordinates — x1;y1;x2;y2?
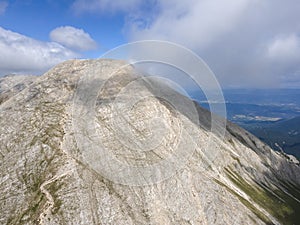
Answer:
0;59;300;225
0;74;37;104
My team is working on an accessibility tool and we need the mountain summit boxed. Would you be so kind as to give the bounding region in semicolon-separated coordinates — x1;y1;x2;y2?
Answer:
1;59;299;225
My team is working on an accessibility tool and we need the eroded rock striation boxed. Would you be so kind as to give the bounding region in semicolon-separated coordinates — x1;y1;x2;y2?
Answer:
0;59;300;225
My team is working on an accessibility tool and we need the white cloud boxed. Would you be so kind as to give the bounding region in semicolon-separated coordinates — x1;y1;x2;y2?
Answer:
0;1;8;15
128;0;251;50
263;34;300;87
50;26;97;51
126;0;300;88
267;34;300;62
70;0;300;88
72;0;143;14
0;27;78;75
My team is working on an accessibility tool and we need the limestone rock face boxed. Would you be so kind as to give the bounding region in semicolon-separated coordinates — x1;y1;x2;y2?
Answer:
0;59;300;225
0;74;37;104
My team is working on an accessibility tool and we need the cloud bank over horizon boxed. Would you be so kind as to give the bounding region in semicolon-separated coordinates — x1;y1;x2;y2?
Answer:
0;26;97;75
1;0;299;88
74;0;300;88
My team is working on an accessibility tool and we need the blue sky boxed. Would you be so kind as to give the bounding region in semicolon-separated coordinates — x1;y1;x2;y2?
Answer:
0;0;127;56
0;0;300;88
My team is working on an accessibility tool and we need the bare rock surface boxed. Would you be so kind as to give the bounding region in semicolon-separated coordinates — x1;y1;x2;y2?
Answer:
0;74;37;104
0;59;300;225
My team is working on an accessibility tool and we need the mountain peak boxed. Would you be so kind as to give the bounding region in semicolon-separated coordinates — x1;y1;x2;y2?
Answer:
1;59;299;225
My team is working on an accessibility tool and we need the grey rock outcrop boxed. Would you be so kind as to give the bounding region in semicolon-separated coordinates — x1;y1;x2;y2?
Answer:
0;74;37;104
0;59;299;225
